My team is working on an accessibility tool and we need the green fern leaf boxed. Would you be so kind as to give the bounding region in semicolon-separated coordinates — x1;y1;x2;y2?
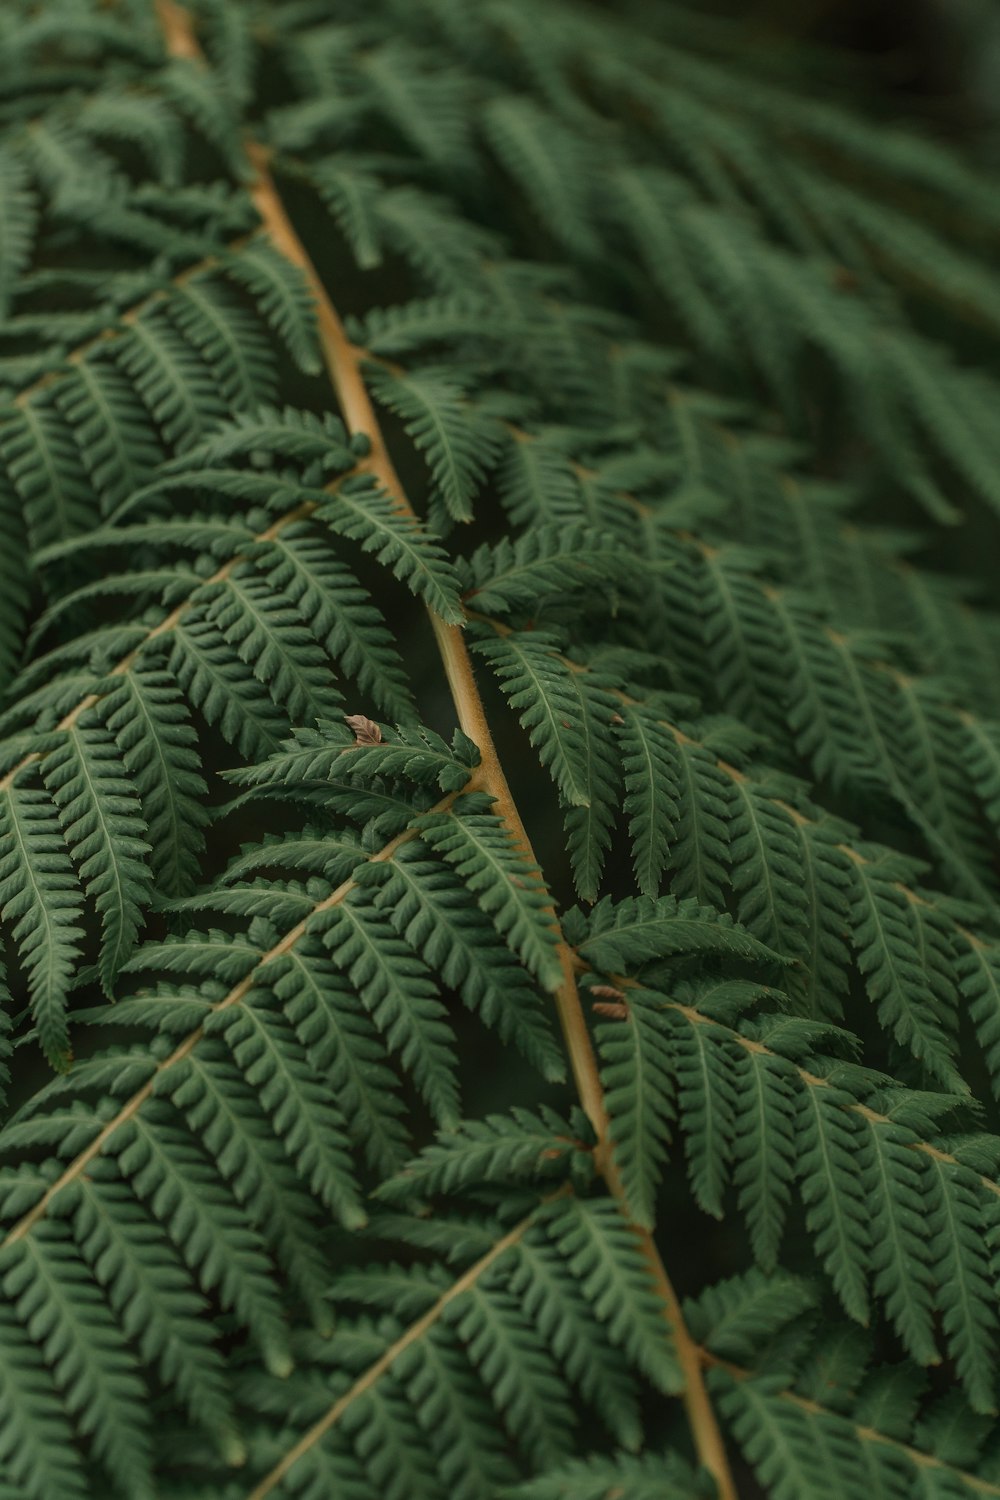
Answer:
2;1228;154;1498
540;1195;682;1396
472;630;621;897
797;1086;871;1324
113;1105;294;1377
0;1304;87;1500
317;475;465;623
367;843;565;1080
269;941;411;1176
224;241;323;374
731;1048;798;1272
416;794;564;992
377;1108;587;1203
2;403;95;551
685;1266;817;1364
313;156;384;270
0;778;84;1065
169;612;290;760
2;6;1000;1495
116;309;229;451
167;279;278;412
0;148;37;318
616;704;680;898
668;736;734;910
596;989;676;1230
72;1177;242;1462
448;1282;576;1470
56;359;162;515
508;1449;709;1499
100;666;208;900
250;523;416;722
313;890;461;1125
40;717;152;994
367;363;502;525
200;563;343;725
728;779;808;957
926;1156;999;1414
468;524;648;620
578;893;786;975
472;629;598;809
860;1116;937;1366
207;990;366;1227
508;1235;646;1455
0;476;30;693
848;852;965;1093
483;97;599;259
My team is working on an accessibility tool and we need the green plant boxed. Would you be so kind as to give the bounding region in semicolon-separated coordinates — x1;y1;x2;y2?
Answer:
2;0;1000;1495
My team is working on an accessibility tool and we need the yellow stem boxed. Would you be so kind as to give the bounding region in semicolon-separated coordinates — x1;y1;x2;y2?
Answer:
245;138;738;1500
155;10;738;1494
242;135;613;1150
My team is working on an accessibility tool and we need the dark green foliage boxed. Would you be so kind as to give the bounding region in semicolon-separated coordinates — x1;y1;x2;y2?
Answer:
1;2;1000;1498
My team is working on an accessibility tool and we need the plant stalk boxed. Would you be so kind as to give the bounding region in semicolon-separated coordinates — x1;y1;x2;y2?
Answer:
156;8;739;1494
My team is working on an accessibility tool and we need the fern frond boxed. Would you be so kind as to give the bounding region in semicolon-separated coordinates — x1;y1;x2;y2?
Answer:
462;524;644;617
40;716;152;994
0;148;37;319
368;843;565;1080
847;851;965;1092
223;240;322;375
2;1228;154;1497
3;3;1000;1495
199;564;343;724
0;476;30;693
317;475;465;623
169;610;291;760
415;793;564;992
116;309;229;451
483;96;600;259
508;1449;709;1499
596;989;676;1230
366;362;502;525
377;1107;587;1203
578;894;786;974
72;1176;241;1460
208;992;366;1228
264;942;412;1177
616;703;680;898
539;1194;681;1396
57;358;163;515
472;629;622;898
2;402;95;551
100;666;208;900
250;524;416;722
0;1304;88;1500
0;778;84;1065
312;890;461;1126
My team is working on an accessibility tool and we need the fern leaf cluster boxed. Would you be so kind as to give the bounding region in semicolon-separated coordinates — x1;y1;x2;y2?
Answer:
1;0;1000;1496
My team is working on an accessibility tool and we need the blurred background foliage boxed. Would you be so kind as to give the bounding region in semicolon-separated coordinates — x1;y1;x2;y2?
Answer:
638;0;1000;161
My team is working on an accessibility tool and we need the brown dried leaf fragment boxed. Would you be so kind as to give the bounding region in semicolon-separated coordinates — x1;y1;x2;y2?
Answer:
345;714;382;745
590;983;629;1020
